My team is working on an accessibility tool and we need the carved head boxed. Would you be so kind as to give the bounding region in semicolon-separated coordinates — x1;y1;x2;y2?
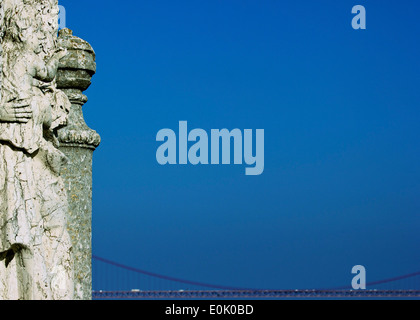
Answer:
51;90;71;131
3;4;42;53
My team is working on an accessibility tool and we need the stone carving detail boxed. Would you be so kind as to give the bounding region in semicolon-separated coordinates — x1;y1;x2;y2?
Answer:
56;27;100;300
0;0;73;300
57;28;100;150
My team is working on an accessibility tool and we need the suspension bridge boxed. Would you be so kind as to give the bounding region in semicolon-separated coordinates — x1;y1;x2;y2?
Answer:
92;255;420;299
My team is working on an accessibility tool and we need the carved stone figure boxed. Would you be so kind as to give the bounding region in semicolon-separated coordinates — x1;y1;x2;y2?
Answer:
0;0;73;300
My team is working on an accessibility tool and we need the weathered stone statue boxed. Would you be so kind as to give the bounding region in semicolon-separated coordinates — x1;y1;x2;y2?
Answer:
0;0;73;300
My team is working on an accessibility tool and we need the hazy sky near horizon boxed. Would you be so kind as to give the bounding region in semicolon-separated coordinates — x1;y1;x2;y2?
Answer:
60;0;420;290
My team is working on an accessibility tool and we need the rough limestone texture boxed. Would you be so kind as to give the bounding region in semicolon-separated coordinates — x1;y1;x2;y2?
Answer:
0;0;74;299
57;28;100;300
59;146;93;300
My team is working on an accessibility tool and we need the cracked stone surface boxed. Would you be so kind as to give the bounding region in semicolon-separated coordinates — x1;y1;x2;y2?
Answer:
0;0;74;300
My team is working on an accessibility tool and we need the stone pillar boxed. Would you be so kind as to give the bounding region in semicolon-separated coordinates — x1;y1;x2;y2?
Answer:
56;28;100;300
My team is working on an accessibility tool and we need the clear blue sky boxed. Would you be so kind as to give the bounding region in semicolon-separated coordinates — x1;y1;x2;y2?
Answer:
60;0;420;289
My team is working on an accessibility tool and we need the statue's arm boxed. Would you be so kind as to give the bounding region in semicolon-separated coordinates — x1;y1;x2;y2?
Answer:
35;49;67;83
0;101;32;123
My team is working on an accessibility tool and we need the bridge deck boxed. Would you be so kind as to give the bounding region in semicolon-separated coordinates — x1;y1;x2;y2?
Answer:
93;289;420;299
